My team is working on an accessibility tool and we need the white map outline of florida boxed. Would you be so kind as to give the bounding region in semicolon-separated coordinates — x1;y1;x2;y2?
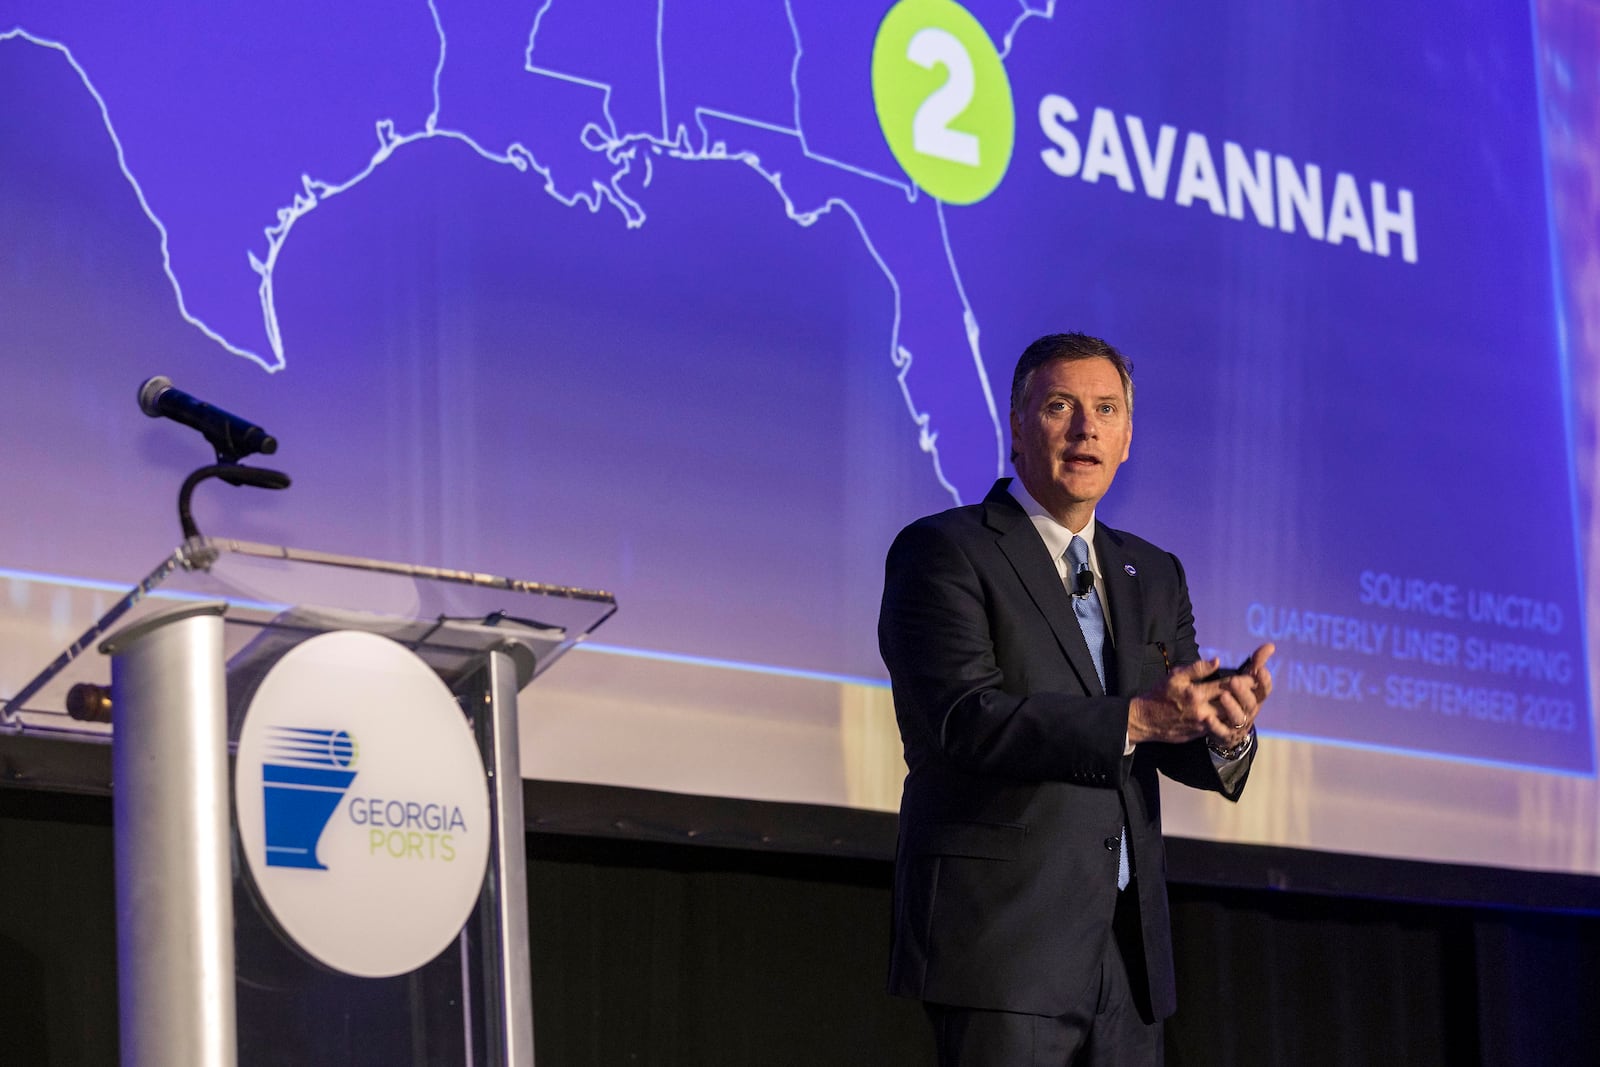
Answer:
2;0;1056;504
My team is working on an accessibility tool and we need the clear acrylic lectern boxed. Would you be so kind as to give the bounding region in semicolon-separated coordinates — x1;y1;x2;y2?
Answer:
2;538;616;1066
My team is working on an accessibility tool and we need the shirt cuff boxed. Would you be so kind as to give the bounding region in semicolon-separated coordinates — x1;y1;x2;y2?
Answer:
1209;732;1254;792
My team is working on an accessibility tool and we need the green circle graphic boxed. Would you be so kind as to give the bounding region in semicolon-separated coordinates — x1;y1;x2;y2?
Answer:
872;0;1015;205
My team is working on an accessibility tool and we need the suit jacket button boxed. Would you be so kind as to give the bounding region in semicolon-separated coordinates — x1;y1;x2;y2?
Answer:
1103;836;1118;851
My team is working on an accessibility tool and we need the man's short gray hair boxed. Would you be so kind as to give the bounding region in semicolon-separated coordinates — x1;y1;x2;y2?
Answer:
1009;333;1135;416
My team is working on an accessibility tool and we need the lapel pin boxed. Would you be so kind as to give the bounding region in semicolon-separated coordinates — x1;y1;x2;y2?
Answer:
1124;564;1137;576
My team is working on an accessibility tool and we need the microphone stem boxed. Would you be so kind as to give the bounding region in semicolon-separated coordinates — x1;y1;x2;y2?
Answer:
177;465;219;540
177;463;292;541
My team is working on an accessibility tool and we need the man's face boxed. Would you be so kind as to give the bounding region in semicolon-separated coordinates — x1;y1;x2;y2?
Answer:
1010;356;1132;528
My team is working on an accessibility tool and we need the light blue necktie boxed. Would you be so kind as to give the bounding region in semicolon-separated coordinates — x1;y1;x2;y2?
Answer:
1066;536;1129;890
1066;536;1106;690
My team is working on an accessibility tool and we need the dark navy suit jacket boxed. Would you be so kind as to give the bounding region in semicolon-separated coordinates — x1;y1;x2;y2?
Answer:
879;479;1253;1018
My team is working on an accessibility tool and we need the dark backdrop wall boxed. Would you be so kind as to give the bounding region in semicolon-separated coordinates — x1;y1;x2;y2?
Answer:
5;782;1598;1067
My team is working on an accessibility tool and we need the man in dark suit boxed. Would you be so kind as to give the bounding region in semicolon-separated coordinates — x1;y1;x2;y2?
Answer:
879;333;1274;1065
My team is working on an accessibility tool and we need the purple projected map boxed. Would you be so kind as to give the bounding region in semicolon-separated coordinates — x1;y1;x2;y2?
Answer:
4;0;1016;502
1;0;1592;773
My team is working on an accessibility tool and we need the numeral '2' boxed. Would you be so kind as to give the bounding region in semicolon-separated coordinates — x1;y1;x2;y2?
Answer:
907;28;980;166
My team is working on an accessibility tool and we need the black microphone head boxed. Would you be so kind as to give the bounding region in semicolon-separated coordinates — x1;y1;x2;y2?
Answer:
138;375;172;417
1073;567;1095;597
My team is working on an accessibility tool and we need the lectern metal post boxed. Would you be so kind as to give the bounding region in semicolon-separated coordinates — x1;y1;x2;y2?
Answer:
106;602;236;1067
467;646;534;1062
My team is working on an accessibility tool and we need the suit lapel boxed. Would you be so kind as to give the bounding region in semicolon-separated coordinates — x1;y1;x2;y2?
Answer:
1095;525;1146;698
982;481;1106;697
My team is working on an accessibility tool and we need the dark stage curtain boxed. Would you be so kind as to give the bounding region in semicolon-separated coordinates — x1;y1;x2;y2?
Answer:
522;837;1600;1067
5;786;1600;1066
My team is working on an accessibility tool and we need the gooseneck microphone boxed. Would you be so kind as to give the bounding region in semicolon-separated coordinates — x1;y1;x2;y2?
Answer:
138;374;291;541
138;375;277;461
